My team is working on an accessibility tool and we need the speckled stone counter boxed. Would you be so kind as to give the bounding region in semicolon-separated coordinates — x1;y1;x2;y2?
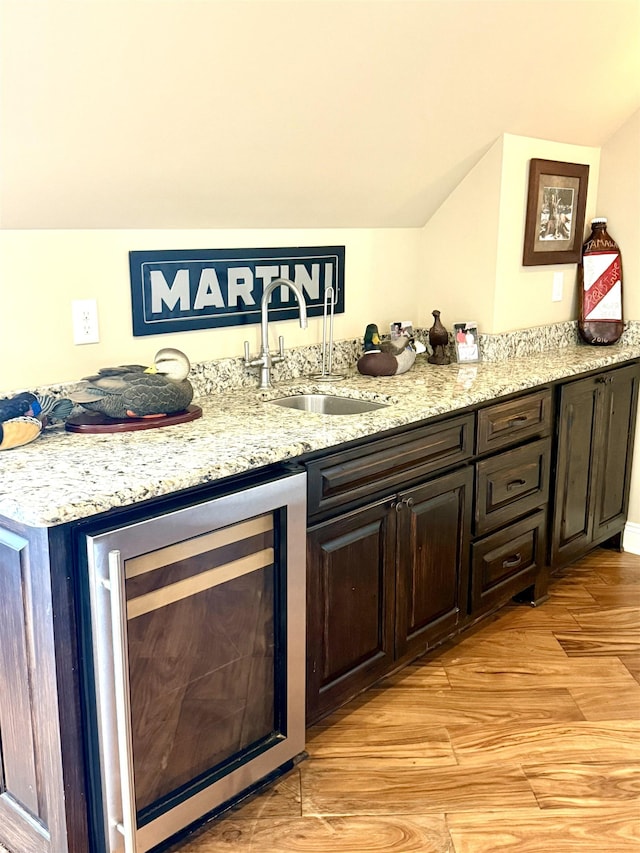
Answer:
2;340;640;527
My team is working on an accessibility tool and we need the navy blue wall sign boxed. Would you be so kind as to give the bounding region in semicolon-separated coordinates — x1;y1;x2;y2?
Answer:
129;246;345;337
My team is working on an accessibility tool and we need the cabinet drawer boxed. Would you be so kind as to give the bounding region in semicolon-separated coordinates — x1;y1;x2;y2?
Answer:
475;438;550;535
471;509;546;612
306;414;474;520
477;389;551;454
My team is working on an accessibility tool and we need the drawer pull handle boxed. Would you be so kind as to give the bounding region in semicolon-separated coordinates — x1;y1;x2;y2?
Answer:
508;415;529;425
506;478;527;491
502;553;522;568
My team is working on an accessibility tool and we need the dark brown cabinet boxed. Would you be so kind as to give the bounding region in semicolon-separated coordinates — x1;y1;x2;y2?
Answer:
305;387;560;723
551;362;640;568
305;417;474;724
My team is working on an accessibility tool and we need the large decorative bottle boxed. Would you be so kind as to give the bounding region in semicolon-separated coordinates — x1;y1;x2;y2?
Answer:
578;218;624;345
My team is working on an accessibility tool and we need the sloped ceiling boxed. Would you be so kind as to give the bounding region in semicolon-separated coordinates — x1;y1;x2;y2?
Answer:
1;0;639;229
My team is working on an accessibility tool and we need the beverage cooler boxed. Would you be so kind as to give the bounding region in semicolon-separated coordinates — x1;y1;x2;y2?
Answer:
81;468;307;853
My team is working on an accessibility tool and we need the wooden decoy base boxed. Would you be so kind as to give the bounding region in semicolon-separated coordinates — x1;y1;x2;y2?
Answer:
65;405;202;434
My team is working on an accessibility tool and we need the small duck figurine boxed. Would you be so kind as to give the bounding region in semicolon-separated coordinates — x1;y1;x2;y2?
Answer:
0;392;43;451
0;391;73;450
70;348;193;419
0;416;42;451
357;323;418;377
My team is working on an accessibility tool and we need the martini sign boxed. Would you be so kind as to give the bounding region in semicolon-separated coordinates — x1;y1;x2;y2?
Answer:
129;246;345;337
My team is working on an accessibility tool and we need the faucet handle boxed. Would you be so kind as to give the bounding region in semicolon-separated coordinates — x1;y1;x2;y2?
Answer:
271;335;286;365
243;341;264;367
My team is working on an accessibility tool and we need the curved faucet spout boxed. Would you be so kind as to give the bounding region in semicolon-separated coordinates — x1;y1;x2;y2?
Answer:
261;278;308;354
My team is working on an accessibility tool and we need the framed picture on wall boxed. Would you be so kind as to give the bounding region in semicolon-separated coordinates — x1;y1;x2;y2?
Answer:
522;159;589;265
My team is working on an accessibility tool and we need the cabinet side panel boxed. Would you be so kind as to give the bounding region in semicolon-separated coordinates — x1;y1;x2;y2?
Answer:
0;528;53;853
0;532;40;814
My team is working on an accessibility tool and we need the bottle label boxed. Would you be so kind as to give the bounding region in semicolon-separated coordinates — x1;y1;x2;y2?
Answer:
583;252;622;321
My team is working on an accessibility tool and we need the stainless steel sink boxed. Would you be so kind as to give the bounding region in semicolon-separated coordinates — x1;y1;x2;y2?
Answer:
268;394;389;415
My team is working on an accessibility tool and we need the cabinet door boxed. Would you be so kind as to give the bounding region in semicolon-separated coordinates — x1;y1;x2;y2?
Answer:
551;363;640;568
551;374;599;567
306;499;396;724
395;467;473;659
592;363;640;542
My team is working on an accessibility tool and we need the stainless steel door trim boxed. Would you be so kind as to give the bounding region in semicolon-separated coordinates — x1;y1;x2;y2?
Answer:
106;550;138;853
125;514;273;579
126;547;274;620
88;473;305;565
86;471;307;853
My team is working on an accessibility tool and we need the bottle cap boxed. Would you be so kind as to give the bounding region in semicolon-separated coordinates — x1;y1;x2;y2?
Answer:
591;217;607;225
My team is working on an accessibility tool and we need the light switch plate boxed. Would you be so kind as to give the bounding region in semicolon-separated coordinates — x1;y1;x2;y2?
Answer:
552;272;564;302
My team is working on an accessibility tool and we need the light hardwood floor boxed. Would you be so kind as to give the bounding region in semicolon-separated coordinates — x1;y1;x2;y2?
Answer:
173;548;640;853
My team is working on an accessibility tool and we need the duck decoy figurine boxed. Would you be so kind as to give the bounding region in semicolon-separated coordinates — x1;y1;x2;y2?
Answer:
357;323;418;376
0;391;43;450
70;348;194;419
0;391;73;450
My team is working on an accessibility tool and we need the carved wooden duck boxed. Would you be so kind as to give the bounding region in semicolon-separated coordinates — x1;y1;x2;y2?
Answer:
70;348;193;419
357;324;417;376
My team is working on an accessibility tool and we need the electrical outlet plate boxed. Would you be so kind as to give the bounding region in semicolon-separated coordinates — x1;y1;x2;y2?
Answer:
72;299;100;344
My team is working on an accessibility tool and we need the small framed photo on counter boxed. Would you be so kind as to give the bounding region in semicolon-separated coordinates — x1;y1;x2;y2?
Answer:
454;322;480;362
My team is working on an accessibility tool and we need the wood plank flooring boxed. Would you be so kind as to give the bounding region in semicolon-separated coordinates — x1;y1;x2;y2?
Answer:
174;548;640;852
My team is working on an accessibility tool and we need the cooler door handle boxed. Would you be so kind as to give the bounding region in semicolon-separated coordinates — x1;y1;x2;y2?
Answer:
104;549;138;853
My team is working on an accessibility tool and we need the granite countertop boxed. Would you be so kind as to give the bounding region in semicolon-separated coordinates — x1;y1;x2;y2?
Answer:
2;341;639;528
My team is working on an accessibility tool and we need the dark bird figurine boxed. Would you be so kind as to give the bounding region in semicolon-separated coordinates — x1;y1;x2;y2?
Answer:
357;323;417;376
428;310;451;365
70;348;193;419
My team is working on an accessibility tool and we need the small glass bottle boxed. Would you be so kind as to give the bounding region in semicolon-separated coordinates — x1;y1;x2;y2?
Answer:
578;218;624;345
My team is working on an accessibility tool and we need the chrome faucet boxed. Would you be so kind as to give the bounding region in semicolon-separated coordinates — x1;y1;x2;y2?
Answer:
244;277;308;388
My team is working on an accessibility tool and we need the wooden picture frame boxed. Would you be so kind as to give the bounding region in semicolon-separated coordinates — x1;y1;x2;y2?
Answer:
522;159;589;265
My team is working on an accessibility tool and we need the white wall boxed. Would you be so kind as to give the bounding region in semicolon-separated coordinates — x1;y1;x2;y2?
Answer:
420;134;601;334
417;136;503;331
